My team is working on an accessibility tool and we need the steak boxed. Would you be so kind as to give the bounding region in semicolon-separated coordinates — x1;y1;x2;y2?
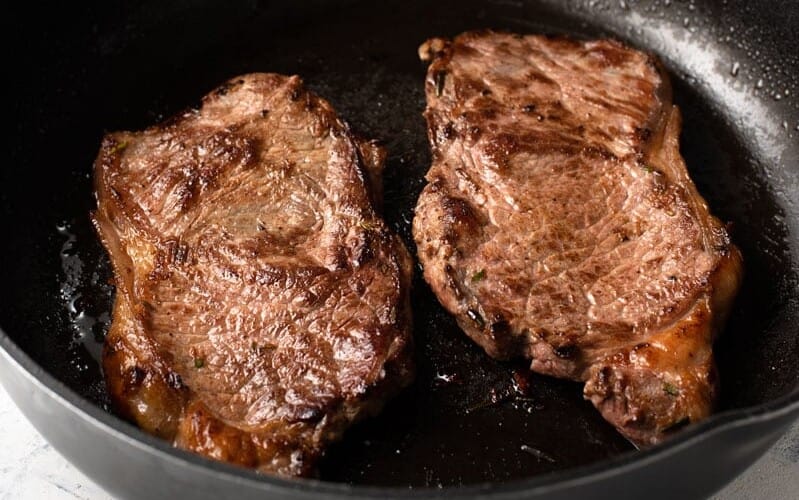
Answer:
93;73;414;475
413;32;743;445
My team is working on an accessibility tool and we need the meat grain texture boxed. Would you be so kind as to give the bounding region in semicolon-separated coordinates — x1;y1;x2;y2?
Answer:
413;31;742;445
93;74;414;476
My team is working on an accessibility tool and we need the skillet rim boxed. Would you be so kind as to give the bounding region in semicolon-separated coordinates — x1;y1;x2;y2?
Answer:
2;324;798;498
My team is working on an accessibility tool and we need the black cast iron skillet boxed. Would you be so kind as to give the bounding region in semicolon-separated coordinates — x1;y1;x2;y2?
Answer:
1;0;798;498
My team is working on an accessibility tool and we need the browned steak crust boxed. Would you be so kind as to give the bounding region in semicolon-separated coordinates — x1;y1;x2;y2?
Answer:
93;73;413;475
413;31;742;445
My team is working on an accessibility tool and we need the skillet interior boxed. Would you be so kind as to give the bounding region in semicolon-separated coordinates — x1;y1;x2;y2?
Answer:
1;0;797;488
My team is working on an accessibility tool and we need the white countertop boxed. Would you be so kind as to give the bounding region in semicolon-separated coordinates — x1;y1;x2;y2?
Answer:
0;385;796;499
0;385;110;500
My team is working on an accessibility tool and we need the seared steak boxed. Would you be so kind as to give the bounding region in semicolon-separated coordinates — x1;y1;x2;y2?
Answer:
93;73;413;475
413;32;742;445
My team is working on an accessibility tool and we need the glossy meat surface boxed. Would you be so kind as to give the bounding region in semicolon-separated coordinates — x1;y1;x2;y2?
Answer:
413;32;742;445
93;73;413;475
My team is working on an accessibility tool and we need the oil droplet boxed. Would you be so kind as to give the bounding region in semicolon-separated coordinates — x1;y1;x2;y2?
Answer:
58;221;108;367
756;78;764;89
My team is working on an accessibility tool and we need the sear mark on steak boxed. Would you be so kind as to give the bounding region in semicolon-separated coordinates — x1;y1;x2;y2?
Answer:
413;31;742;446
93;73;414;476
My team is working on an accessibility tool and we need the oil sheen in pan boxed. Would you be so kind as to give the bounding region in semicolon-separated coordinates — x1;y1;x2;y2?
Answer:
53;0;796;488
57;220;109;368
